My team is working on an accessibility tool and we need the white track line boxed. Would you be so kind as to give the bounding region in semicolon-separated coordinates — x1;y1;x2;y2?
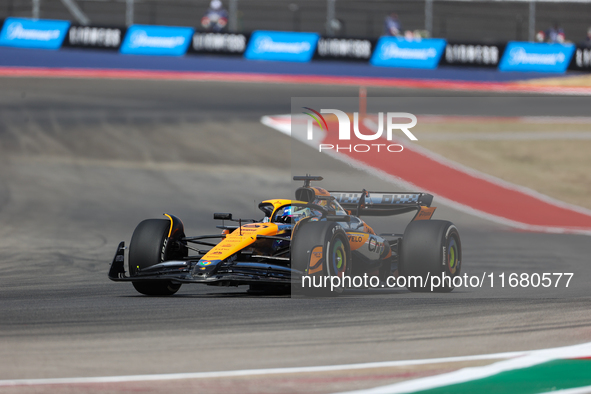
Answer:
334;341;591;394
539;385;591;394
0;351;526;387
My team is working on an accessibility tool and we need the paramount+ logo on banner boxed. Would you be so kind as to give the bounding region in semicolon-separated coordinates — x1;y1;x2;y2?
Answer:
499;42;575;73
0;17;70;49
120;25;193;56
244;31;319;62
301;108;418;153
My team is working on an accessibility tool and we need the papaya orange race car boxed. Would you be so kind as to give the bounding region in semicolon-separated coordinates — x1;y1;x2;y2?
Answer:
108;175;462;296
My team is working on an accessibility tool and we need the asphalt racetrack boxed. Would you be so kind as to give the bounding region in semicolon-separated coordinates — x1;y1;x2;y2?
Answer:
1;77;591;392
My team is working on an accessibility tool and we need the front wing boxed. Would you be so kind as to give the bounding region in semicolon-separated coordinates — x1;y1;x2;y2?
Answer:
108;242;297;286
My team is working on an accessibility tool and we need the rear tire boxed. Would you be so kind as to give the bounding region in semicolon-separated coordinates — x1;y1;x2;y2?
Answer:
292;221;351;296
129;219;185;296
399;220;461;293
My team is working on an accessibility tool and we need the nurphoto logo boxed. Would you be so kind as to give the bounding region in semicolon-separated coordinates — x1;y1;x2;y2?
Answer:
302;107;418;153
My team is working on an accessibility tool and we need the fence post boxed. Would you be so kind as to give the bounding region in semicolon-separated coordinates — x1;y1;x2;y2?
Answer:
326;0;336;36
32;0;40;19
229;0;238;32
528;0;536;42
60;0;90;25
126;0;134;27
289;3;300;32
425;0;433;37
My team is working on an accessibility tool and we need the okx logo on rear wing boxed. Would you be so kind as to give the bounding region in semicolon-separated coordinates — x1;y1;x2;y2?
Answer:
329;191;434;217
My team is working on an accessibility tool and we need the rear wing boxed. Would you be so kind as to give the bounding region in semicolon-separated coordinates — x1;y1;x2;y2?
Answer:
329;191;433;217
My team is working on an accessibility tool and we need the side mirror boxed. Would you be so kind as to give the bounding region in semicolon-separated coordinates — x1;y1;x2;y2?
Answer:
214;213;232;220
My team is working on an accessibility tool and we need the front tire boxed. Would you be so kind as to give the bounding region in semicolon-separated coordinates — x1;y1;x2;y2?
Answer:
291;221;352;296
399;220;461;292
129;219;185;296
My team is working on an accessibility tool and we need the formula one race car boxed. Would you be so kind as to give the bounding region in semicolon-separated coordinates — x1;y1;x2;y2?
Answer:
109;176;462;296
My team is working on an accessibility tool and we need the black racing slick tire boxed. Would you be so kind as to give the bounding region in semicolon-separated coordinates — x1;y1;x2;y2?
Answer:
399;220;461;293
129;219;185;296
291;221;352;296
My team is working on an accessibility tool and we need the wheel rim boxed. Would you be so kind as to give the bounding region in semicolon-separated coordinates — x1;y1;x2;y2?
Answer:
447;237;459;275
331;238;347;278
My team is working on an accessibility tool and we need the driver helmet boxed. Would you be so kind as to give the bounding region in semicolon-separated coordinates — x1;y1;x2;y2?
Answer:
278;206;310;224
276;206;293;224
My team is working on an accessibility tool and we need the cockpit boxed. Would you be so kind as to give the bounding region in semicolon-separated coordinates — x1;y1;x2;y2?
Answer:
271;204;320;224
271;198;348;225
259;181;350;226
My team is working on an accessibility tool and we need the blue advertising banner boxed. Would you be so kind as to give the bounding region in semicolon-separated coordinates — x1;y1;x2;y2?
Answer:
370;37;446;69
120;25;193;56
499;42;575;73
0;17;69;50
244;31;319;62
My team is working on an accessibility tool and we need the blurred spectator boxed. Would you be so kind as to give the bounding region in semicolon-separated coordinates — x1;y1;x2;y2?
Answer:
328;18;345;36
384;13;402;36
201;0;229;32
413;29;430;39
585;27;591;47
545;22;565;43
